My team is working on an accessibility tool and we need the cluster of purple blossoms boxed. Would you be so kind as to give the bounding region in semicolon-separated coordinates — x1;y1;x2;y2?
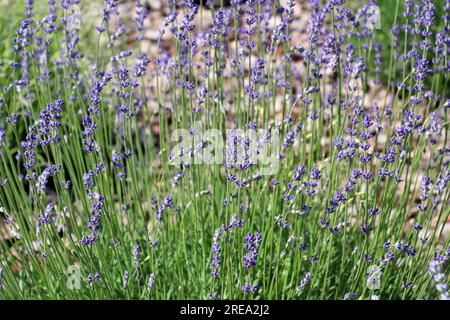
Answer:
0;129;5;158
402;280;414;289
193;85;208;113
181;0;199;33
36;164;61;193
210;228;222;278
87;272;101;284
296;272;312;293
82;163;106;190
298;167;322;198
10;0;35;94
0;268;3;289
283;164;306;201
281;123;302;151
276;215;291;229
134;54;151;79
419;171;449;210
112;150;133;180
135;1;150;41
210;214;245;282
240;0;257;51
226;213;245;232
208;291;220;300
208;216;244;298
368;207;380;216
418;176;432;212
152;194;175;221
122;270;129;289
0;0;448;300
393;240;417;257
79;192;105;245
333;133;358;162
380;250;396;266
147;273;156;290
11;0;34;53
242;231;262;269
246;58;265;99
326;190;347;214
132;244;141;266
97;0;119;33
22;131;37;173
149;238;158;249
242;283;258;293
372;43;383;84
220;127;274;206
37;98;64;147
428;259;449;300
171;169;185;186
40;0;58;35
433;171;450;205
208;7;227;50
82;73;111;153
36;202;55;227
421;111;443;145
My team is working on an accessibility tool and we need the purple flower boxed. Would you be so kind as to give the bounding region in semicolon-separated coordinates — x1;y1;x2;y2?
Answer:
360;224;372;234
310;167;321;180
242;232;262;269
210;228;222;278
296;272;311;292
123;270;129;289
429;258;449;299
293;165;306;181
368;207;380;216
36;202;55;226
80;192;105;245
132;244;141;266
147;273;155;290
380;252;395;266
242;283;258;293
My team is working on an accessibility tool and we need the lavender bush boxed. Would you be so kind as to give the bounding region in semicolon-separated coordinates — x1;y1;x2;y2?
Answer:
0;0;449;300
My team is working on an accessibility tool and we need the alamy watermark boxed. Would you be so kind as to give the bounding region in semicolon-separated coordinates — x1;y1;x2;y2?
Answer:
364;4;381;30
169;122;281;176
66;4;81;32
366;265;382;290
66;264;81;290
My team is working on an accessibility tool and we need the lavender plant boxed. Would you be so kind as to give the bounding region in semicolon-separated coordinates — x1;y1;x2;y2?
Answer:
0;0;448;300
